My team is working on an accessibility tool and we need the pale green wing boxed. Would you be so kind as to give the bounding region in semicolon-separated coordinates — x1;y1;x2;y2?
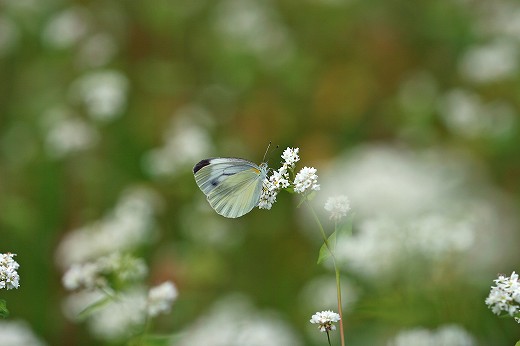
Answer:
207;168;264;218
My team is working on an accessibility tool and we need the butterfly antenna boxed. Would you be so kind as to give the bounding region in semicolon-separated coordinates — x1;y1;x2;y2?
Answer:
262;142;272;162
262;142;279;163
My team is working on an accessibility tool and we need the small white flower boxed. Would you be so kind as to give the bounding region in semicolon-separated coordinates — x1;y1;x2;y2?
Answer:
0;253;20;290
147;281;178;317
294;166;320;194
310;310;341;332
324;195;351;221
258;179;278;210
270;169;290;189
281;147;300;168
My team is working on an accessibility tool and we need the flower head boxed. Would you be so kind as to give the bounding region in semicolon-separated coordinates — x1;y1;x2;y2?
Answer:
0;253;20;290
294;166;320;194
259;147;319;209
147;281;178;317
281;147;299;169
485;271;520;320
310;310;340;332
324;195;351;221
258;178;279;210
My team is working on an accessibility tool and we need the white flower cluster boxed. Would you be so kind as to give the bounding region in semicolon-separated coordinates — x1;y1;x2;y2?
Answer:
91;281;177;337
57;186;178;341
324;195;350;221
309;310;341;332
294;167;320;194
485;271;520;320
0;253;20;290
258;147;320;210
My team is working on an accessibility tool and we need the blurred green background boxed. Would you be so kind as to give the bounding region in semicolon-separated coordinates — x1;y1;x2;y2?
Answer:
1;0;520;345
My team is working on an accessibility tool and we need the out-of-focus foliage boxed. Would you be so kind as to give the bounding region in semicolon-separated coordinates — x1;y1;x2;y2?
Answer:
1;0;520;345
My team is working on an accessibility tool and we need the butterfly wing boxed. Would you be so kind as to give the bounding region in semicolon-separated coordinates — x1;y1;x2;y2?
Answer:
193;158;266;218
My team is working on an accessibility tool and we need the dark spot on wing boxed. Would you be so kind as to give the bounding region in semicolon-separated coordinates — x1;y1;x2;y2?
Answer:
211;179;219;186
193;159;211;173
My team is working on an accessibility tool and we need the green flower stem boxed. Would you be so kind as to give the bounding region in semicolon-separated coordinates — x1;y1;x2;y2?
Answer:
306;199;346;346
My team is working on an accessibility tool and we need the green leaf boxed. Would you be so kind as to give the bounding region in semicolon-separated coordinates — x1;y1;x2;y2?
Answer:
515;340;520;346
0;299;9;318
317;231;336;264
77;296;113;320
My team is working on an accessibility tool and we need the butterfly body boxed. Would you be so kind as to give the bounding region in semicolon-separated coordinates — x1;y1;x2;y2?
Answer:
193;157;268;218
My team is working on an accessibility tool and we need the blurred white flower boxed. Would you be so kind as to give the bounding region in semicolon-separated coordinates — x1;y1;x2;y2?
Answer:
56;186;161;268
387;324;476;346
62;290;105;321
294;167;320;194
147;281;178;317
309;310;340;332
177;295;302;346
318;146;517;279
62;262;101;291
459;40;518;84
42;6;90;49
0;16;19;56
485;271;520;318
62;253;147;291
143;105;213;177
324;195;350;221
438;88;516;139
70;70;128;121
213;0;295;67
44;113;99;158
0;253;20;290
87;289;147;341
0;320;47;346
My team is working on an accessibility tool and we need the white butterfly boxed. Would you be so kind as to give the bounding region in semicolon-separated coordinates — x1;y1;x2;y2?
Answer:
193;157;268;218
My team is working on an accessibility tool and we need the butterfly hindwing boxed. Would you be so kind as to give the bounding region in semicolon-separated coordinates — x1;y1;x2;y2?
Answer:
207;168;264;218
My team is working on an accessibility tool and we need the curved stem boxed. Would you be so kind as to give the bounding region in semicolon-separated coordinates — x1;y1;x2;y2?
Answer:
305;199;346;346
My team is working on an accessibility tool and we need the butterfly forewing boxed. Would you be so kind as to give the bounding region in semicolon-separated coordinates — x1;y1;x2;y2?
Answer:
193;158;259;195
